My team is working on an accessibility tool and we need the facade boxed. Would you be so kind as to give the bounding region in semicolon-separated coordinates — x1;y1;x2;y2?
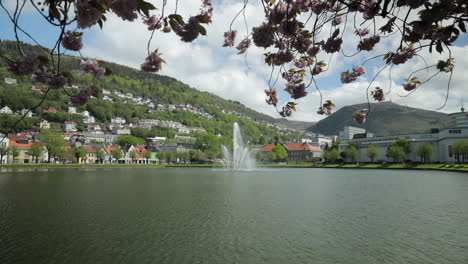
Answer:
338;109;468;163
311;134;334;150
0;136;9;164
111;117;126;124
261;143;323;161
64;121;78;132
339;126;370;140
5;78;17;84
21;109;33;118
68;107;77;114
0;106;13;115
39;120;50;129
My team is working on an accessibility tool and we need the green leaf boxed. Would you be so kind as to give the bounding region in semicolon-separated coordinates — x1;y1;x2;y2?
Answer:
198;25;207;36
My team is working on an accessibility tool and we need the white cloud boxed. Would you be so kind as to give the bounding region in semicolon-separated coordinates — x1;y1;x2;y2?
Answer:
77;1;467;122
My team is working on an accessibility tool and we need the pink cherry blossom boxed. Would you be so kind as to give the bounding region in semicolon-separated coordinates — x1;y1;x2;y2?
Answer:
265;87;279;106
252;22;275;48
236;38;251;54
71;87;92;106
371;87;385;101
222;30;237;47
403;82;417;91
355;29;370;36
358;36;380;51
141;50;164;73
110;0;138;21
8;53;40;76
61;31;83;51
81;59;106;79
144;16;162;31
76;0;103;29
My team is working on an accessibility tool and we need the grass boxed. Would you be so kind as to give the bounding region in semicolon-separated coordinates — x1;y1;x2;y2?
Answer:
259;163;468;172
1;163;467;172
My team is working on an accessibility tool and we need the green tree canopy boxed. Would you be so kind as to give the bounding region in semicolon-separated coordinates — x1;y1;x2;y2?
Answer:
111;148;122;161
387;145;405;163
39;129;67;163
345;146;359;163
73;147;87;163
30;143;44;163
267;145;288;162
116;135;145;146
415;143;433;163
366;145;379;163
129;150;137;163
97;149;106;163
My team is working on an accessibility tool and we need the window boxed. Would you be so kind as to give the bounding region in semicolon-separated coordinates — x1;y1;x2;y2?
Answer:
448;145;453;158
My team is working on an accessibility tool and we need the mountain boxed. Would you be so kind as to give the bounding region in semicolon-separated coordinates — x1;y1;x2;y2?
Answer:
307;101;455;136
276;118;316;131
0;41;307;145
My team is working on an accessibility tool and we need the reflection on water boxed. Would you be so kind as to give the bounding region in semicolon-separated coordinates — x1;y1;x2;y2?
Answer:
0;168;467;264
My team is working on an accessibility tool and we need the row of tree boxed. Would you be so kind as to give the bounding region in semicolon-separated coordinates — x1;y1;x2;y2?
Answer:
322;139;438;164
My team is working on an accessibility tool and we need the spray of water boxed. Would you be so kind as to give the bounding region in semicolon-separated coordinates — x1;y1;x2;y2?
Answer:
220;123;256;171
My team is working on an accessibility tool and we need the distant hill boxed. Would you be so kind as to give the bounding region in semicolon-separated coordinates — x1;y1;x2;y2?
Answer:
307;101;455;136
276;118;316;131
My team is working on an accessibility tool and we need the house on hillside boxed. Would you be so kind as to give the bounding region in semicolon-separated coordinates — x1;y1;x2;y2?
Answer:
82;145;97;164
64;121;77;132
5;78;17;84
0;106;13;115
42;107;58;113
8;140;48;163
39;120;50;129
21;109;33;118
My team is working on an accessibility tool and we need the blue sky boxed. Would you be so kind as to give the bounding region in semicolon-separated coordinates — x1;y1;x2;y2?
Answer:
1;0;467;121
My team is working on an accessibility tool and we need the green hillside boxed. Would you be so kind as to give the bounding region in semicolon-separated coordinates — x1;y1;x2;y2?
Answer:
308;101;455;136
0;41;305;146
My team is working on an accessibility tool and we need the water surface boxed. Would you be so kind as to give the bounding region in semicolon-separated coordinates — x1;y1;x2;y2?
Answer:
0;168;467;263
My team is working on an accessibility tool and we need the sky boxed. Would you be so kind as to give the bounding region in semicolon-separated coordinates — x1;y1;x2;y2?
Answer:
1;0;467;122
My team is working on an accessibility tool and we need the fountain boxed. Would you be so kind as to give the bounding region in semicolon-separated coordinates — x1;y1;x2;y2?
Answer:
220;123;257;171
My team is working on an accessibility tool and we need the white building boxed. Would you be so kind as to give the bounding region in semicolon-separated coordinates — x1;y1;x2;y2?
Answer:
39;120;50;129
338;126;371;140
68;107;77;114
311;134;335;150
21;109;33;118
4;78;17;84
339;108;468;163
64;121;77;132
113;127;131;135
111;117;126;124
0;136;9;164
0;106;13;115
83;115;95;124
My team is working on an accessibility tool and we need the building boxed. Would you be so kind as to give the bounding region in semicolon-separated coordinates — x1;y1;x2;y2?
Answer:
42;107;58;113
338;126;371;140
260;143;323;161
0;136;9;164
39;120;50;129
21;109;33;118
0;106;13;115
83;115;95;124
64;121;78;132
68;107;77;114
311;134;335;150
112;126;131;135
4;78;17;84
111;117;126;124
338;107;468;163
7;140;47;163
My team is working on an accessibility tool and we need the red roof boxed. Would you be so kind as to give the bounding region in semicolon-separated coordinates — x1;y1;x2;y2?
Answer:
104;145;120;155
65;121;76;124
134;147;147;159
9;140;33;150
260;144;275;152
284;143;321;151
82;145;96;153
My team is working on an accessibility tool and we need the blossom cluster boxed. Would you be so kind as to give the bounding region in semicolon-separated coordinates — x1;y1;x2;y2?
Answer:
341;66;365;83
81;60;106;79
141;50;164;73
265;87;279;106
371;87;385;102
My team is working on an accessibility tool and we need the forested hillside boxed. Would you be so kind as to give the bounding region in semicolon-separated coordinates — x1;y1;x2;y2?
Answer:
0;41;306;146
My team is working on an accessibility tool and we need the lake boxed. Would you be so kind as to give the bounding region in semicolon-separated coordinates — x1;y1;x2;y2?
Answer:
0;168;467;264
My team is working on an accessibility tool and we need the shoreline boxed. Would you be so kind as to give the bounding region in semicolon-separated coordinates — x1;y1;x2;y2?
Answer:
1;163;467;173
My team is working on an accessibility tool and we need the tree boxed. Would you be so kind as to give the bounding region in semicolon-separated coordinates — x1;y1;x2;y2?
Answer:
268;145;288;162
195;134;220;156
8;146;19;163
144;149;152;164
326;149;341;163
157;152;167;164
39;129;67;163
30;143;44;163
394;138;411;156
129;150;137;164
73;147;87;164
97;149;106;164
116;135;145;147
0;145;8;164
366;145;379;163
3;0;463;133
453;140;468;164
415;143;433;163
345;146;359;163
111;148;122;163
387;145;405;163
